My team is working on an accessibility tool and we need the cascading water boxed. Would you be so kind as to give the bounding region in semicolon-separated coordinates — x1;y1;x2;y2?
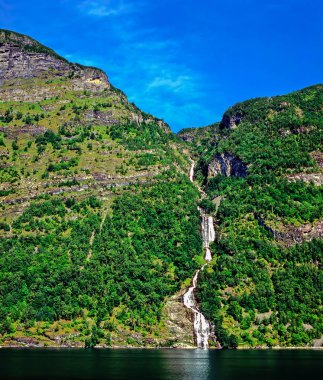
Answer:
182;160;215;349
201;210;215;263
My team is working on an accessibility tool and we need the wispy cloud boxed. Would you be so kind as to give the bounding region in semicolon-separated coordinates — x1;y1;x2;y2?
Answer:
148;75;191;92
78;0;138;18
88;16;213;129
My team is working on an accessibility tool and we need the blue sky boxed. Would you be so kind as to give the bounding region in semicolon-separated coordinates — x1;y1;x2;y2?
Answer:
1;0;322;131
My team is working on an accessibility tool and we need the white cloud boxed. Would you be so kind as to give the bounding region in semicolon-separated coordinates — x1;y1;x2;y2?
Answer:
79;0;131;18
148;75;191;92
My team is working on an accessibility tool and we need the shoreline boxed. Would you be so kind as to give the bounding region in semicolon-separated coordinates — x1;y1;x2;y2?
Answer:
1;345;322;350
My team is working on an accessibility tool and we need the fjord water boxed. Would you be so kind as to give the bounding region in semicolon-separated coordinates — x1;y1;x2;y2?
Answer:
0;349;322;380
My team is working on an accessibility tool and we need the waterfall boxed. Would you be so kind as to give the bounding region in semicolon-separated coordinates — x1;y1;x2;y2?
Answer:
182;160;215;349
201;211;215;263
189;161;195;182
183;267;210;349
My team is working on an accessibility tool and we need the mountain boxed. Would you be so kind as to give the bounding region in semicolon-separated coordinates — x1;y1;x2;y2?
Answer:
179;85;323;348
0;29;322;349
0;30;201;348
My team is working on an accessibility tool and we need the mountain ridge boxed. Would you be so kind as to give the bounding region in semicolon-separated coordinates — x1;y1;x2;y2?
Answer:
0;30;322;349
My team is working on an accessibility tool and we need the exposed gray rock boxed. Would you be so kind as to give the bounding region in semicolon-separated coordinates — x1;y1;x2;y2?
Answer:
0;30;70;80
71;66;110;92
286;152;323;186
256;310;273;323
178;131;196;143
0;29;110;94
256;216;323;246
163;290;195;347
0;124;47;137
220;113;243;129
314;335;323;347
208;153;247;178
83;109;117;125
287;172;323;186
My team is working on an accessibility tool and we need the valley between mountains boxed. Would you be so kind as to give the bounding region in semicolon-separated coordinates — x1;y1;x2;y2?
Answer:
0;29;322;349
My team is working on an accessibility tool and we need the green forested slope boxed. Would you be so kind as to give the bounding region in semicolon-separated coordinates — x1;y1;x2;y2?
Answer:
0;174;201;347
185;85;323;348
0;30;202;347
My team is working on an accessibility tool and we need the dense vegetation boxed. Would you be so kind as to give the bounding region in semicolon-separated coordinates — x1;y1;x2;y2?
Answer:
0;172;201;346
191;85;323;348
0;31;200;347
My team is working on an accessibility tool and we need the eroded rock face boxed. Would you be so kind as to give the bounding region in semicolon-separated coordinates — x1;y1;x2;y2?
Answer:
83;109;117;125
287;173;323;186
162;290;195;347
208;153;247;178
0;39;70;80
0;125;47;138
71;66;110;92
178;131;196;143
286;152;323;186
256;217;323;246
0;29;110;94
220;113;243;129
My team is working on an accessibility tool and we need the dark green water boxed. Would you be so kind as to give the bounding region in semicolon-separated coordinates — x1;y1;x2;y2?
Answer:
0;349;322;380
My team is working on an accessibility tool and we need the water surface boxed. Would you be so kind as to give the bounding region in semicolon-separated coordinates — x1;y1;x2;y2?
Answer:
0;348;322;380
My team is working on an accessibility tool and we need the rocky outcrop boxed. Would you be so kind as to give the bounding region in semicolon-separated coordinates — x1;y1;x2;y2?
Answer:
286;152;323;186
177;130;196;143
0;43;68;80
220;112;243;129
156;120;171;134
71;66;110;92
163;290;195;347
287;173;323;186
208;153;247;178
83;109;117;125
0;125;47;138
177;124;219;143
314;335;323;348
0;29;110;93
0;30;70;80
256;216;323;246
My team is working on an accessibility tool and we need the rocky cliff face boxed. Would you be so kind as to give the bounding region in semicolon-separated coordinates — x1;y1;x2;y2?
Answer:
0;29;70;80
286;151;323;186
220;112;243;129
0;29;110;94
177;124;220;144
163;290;195;347
177;130;196;143
208;153;247;178
256;217;323;246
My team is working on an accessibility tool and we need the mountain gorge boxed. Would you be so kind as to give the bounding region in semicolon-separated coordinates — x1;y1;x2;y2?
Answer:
0;30;322;349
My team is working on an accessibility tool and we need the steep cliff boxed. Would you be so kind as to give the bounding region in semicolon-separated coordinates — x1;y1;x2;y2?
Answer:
207;153;247;178
0;29;109;92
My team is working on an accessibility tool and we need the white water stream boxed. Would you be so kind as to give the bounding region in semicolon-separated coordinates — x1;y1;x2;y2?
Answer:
183;160;215;349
